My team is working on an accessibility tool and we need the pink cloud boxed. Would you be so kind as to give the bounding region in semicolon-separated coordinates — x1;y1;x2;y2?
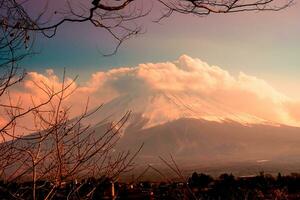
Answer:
2;55;300;135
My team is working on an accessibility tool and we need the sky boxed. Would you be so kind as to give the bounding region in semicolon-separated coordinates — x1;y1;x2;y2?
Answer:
20;0;300;100
2;0;300;138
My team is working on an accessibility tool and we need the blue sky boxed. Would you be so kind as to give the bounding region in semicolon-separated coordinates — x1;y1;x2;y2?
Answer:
21;2;300;98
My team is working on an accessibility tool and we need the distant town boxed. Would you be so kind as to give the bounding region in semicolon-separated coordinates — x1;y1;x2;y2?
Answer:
1;171;300;199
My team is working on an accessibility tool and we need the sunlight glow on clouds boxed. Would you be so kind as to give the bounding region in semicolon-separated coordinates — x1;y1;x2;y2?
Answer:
5;55;300;128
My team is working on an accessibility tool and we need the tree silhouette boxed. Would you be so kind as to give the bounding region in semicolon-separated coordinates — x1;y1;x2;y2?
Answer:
0;71;143;199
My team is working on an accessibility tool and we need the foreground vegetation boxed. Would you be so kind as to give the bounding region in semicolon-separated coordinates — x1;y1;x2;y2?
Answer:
1;172;300;199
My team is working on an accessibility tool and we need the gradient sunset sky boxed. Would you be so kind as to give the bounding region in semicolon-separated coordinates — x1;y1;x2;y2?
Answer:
22;1;300;98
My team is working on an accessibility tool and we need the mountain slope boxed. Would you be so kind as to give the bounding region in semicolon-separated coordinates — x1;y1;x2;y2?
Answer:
110;118;300;165
87;91;272;130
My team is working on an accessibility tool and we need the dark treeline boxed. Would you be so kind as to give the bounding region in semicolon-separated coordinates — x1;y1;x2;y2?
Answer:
1;172;300;199
187;172;300;200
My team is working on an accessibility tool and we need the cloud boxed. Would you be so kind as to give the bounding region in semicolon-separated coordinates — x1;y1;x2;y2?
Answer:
2;55;300;130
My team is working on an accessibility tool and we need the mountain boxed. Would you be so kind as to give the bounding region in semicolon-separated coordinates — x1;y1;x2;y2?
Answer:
7;82;300;175
106;118;300;165
87;90;272;130
80;89;300;169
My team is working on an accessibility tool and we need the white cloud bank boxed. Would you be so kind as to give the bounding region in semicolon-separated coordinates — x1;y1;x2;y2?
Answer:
3;55;300;128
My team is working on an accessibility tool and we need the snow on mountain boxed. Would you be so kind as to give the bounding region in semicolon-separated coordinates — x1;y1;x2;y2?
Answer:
87;89;274;130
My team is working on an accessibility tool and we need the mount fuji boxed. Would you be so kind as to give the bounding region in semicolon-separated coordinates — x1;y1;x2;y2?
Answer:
13;55;300;172
73;55;300;169
85;91;300;168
